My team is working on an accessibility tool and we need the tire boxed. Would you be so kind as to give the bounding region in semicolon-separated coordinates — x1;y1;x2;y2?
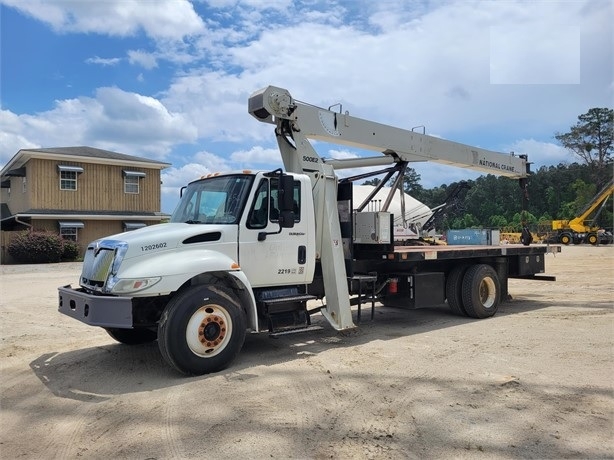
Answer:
445;265;469;316
461;264;500;319
158;285;246;375
105;327;157;345
587;233;598;245
559;233;572;245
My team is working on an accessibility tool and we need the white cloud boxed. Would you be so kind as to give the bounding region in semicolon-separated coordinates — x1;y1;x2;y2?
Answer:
490;24;581;84
161;162;210;189
160;151;234;210
0;88;198;165
327;149;360;160
504;139;574;168
85;56;122;66
206;0;293;9
230;146;279;164
162;71;266;142
2;0;205;40
127;50;158;70
0;110;41;161
86;88;198;157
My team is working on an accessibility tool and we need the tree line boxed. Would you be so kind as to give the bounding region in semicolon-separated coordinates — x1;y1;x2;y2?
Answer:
364;108;614;234
411;162;613;233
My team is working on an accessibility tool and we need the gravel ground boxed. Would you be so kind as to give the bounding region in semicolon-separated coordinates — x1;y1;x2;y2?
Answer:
1;245;613;459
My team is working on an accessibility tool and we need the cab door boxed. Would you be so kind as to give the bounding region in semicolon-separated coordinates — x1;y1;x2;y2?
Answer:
239;177;314;287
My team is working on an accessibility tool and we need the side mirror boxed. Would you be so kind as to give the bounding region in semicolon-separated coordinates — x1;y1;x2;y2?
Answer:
180;186;186;198
278;174;295;229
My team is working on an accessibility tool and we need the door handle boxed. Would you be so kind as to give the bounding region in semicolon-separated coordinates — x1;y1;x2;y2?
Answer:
298;245;306;264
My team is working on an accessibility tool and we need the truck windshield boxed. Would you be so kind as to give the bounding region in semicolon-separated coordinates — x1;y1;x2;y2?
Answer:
170;175;254;224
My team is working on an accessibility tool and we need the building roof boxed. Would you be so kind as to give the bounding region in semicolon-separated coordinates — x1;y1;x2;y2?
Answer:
1;146;172;177
28;146;170;164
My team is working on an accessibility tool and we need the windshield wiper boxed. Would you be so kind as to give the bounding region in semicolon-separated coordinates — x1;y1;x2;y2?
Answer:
184;220;203;224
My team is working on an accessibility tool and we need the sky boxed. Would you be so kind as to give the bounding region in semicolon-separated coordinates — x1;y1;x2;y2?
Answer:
1;0;612;214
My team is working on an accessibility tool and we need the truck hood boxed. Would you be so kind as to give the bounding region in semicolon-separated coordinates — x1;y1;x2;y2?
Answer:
96;223;232;260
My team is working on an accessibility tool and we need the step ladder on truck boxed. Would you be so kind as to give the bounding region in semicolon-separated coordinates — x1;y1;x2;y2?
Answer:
58;86;560;375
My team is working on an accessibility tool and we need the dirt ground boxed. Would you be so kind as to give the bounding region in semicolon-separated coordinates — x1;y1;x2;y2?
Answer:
0;245;613;459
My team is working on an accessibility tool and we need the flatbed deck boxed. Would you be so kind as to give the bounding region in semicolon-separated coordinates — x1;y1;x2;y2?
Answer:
390;243;560;261
353;243;561;281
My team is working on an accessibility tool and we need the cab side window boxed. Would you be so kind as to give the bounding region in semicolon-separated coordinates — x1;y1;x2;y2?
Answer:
247;178;301;229
247;180;269;229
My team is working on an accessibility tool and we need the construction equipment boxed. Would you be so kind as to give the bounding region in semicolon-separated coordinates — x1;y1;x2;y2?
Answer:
551;180;614;245
58;86;559;375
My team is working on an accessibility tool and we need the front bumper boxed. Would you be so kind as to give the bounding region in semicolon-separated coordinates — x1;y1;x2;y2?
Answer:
58;285;134;328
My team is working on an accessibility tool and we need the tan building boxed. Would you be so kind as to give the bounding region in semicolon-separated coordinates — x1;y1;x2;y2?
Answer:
0;146;171;263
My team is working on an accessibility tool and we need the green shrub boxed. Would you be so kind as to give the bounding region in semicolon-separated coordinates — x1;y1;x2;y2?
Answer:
61;240;81;261
7;230;65;263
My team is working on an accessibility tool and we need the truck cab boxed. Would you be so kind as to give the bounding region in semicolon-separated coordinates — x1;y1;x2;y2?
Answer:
172;171;316;288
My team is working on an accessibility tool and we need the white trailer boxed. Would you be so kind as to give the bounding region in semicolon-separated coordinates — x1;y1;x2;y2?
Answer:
59;86;557;375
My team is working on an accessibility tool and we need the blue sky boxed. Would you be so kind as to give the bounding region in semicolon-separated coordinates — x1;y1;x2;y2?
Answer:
1;0;612;213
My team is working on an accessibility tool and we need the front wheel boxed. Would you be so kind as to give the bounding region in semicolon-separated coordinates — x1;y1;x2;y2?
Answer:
158;285;246;375
461;264;500;319
587;233;598;245
559;233;572;245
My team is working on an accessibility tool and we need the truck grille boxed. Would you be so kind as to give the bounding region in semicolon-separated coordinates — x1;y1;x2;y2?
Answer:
80;244;117;291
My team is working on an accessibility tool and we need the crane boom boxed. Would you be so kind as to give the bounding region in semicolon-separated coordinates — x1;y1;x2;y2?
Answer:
248;85;529;178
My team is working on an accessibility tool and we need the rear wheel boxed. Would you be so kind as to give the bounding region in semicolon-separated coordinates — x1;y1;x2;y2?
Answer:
445;265;469;316
461;264;500;319
587;233;598;245
158;285;246;375
105;327;157;345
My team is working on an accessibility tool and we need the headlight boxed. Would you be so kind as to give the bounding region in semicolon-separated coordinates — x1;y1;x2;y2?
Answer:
108;277;161;294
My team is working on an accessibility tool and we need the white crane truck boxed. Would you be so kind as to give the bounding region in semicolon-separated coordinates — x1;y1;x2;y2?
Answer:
59;86;558;375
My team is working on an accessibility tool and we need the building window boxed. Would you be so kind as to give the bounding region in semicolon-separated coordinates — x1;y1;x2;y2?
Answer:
58;221;84;241
124;175;139;194
60;171;77;190
123;170;146;194
58;165;84;191
60;226;78;241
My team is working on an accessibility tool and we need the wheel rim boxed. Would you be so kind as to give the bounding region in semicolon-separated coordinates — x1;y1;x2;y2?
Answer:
479;277;497;309
186;304;232;357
